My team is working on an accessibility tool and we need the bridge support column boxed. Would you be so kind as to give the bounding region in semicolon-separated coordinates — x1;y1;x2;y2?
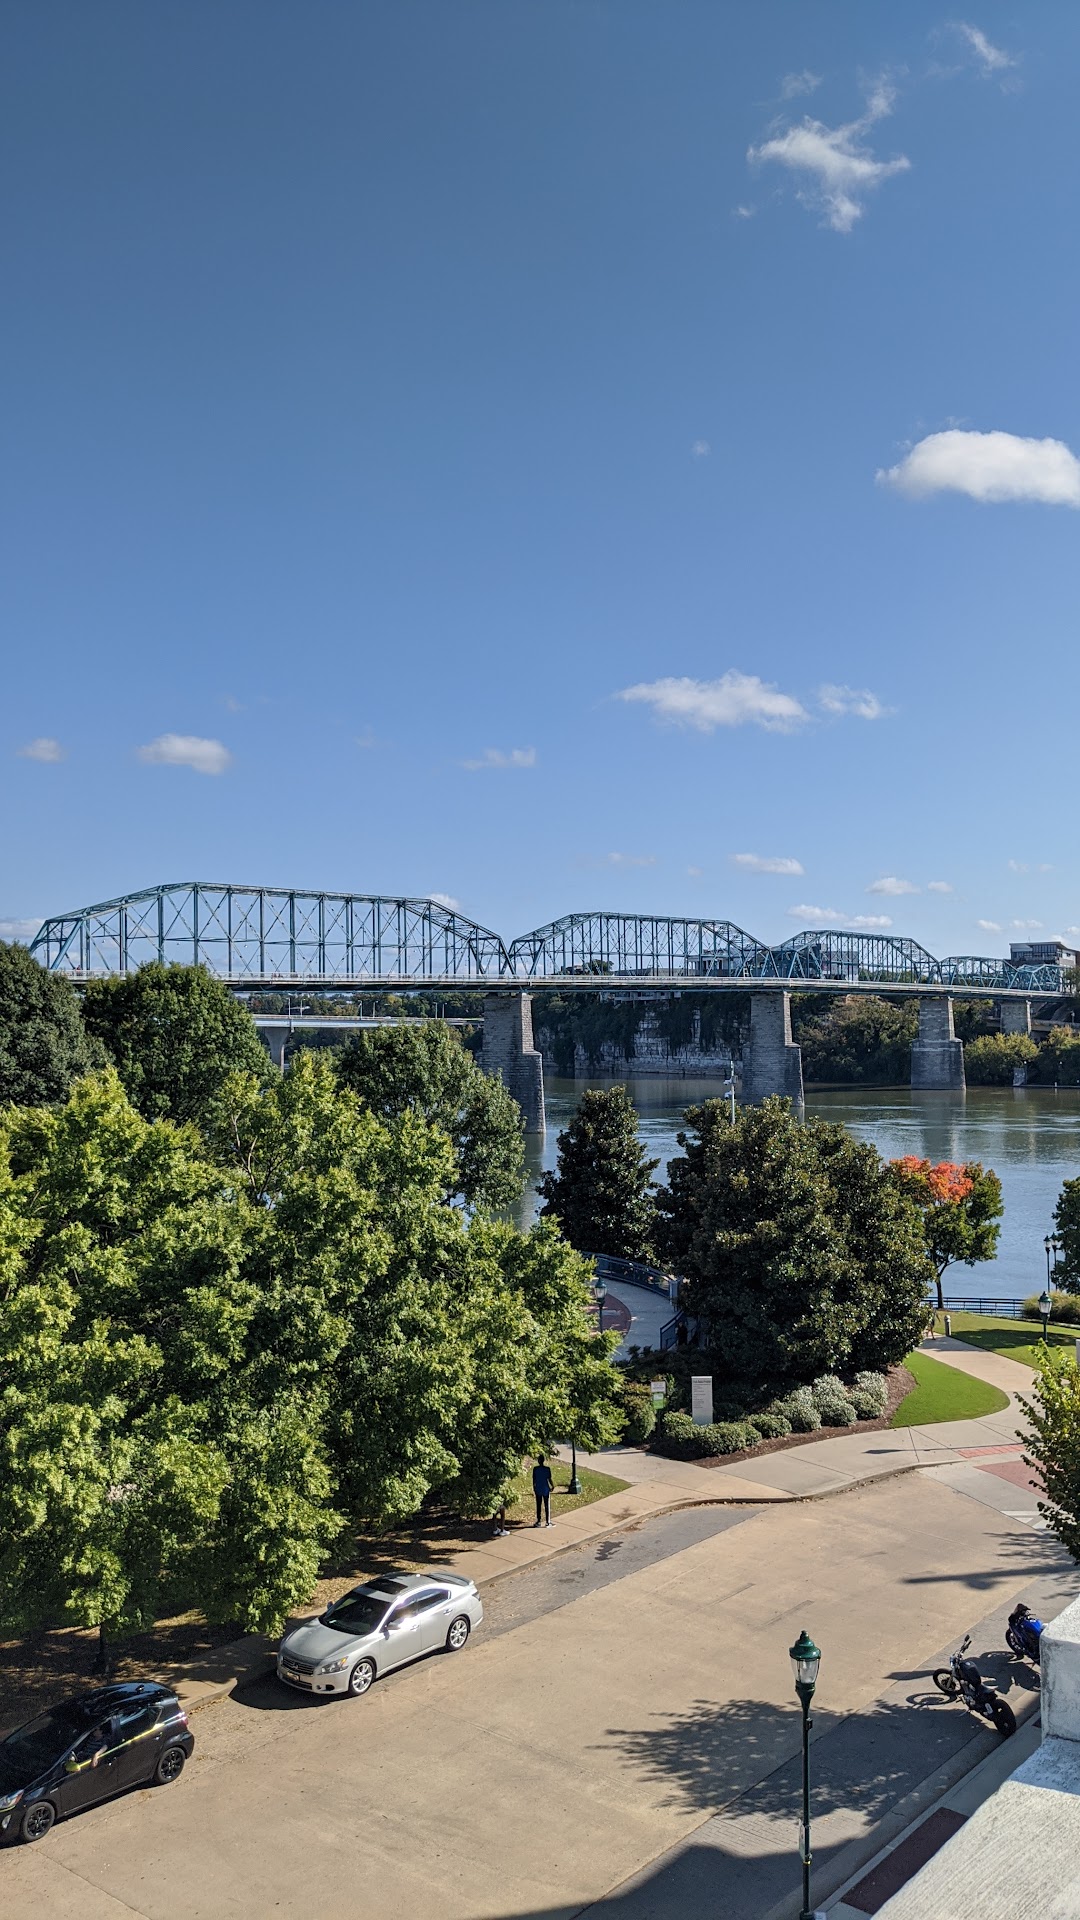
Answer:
1001;998;1032;1034
743;991;804;1108
263;1024;289;1071
482;992;545;1133
911;997;965;1091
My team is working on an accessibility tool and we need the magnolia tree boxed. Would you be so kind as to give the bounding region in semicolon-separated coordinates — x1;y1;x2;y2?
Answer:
889;1157;1003;1310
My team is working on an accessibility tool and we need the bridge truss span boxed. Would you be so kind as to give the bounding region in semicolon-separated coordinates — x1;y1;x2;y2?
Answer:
30;883;513;984
26;887;1068;996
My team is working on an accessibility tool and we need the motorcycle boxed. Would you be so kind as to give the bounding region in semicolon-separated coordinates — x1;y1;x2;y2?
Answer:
1006;1602;1044;1666
933;1635;1016;1737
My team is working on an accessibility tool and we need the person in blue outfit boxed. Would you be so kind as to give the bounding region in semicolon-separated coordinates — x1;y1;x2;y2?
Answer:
532;1455;554;1527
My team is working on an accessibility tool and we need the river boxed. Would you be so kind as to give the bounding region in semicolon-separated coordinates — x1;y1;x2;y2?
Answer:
523;1077;1080;1303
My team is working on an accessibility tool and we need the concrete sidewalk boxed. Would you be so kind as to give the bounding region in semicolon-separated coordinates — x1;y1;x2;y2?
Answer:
164;1335;1039;1718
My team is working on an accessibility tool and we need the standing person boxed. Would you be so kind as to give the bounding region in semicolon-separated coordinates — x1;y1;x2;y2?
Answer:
532;1455;554;1528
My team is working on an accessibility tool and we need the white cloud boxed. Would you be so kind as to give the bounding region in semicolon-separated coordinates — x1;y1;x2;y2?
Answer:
957;23;1015;75
788;904;892;929
732;204;756;220
461;746;537;771
618;670;808;734
691;439;711;457
18;737;65;763
781;70;823;100
787;904;844;926
867;876;919;896
748;83;910;233
818;684;888;720
977;919;1003;933
879;430;1080;507
687;865;703;878
1011;918;1044;930
732;853;805;876
606;852;657;868
1007;859;1029;873
137;734;232;775
429;892;462;912
927;880;953;893
0;916;42;942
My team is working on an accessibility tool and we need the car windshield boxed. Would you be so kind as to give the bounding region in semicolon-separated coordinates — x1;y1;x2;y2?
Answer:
0;1708;86;1788
320;1592;390;1636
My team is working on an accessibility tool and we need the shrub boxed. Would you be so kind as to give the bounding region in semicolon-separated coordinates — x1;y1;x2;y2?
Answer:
748;1409;791;1440
850;1371;888;1419
620;1379;657;1445
775;1388;821;1432
811;1375;858;1426
703;1420;756;1455
1022;1291;1080;1326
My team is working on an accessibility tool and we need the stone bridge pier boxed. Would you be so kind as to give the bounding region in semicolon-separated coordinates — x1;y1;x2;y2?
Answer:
1000;997;1032;1034
911;996;966;1091
481;992;546;1133
742;991;805;1108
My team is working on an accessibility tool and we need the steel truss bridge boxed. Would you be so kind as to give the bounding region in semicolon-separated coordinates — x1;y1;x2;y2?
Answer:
27;883;1065;998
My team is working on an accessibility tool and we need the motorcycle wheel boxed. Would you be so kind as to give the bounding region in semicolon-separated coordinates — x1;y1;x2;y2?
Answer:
1005;1629;1024;1657
991;1698;1017;1738
932;1670;959;1696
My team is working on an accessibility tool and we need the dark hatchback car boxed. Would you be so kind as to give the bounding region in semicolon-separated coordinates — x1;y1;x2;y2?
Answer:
0;1682;194;1844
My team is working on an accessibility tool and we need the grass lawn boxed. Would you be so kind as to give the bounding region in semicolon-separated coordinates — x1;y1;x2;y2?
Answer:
890;1349;1010;1427
935;1311;1078;1371
502;1458;628;1524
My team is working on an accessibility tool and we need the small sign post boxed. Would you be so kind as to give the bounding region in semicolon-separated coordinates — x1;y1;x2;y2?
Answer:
691;1375;713;1426
650;1378;666;1408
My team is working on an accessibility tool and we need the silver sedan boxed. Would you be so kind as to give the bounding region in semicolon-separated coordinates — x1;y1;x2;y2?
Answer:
276;1571;483;1699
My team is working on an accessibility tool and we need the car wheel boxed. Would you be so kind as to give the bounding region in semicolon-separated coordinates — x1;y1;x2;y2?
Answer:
348;1659;376;1697
445;1615;471;1652
20;1800;56;1844
154;1745;187;1786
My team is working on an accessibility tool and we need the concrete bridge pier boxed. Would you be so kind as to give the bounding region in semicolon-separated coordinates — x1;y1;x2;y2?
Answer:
1000;998;1032;1034
263;1024;289;1071
911;996;966;1091
482;992;546;1133
742;991;804;1108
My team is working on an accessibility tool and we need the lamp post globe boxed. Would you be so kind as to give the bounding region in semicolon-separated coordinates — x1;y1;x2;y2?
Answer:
1039;1287;1053;1343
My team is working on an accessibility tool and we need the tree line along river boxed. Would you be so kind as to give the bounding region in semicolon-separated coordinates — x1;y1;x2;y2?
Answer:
522;1077;1080;1303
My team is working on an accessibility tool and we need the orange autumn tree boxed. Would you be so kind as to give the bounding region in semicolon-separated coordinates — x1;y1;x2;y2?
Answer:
890;1157;1003;1310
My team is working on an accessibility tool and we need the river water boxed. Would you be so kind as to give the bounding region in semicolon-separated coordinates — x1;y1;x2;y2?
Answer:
523;1077;1080;1303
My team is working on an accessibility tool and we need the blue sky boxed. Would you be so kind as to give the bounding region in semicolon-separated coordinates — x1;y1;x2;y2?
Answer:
4;2;1078;958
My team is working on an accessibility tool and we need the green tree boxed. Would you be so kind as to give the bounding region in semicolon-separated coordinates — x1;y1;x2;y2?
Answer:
1021;1347;1080;1561
0;940;103;1108
83;962;270;1126
793;994;917;1085
332;1020;525;1210
890;1156;1004;1308
965;1032;1039;1085
655;1097;932;1392
1053;1177;1080;1295
537;1086;659;1262
1041;1026;1080;1087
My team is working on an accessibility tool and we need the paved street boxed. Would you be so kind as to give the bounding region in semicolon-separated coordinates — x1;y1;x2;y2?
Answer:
4;1467;1074;1920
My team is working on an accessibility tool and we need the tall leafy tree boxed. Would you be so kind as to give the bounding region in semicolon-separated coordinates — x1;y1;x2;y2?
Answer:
889;1156;1003;1309
82;962;270;1126
656;1097;932;1392
0;940;103;1108
332;1020;525;1210
1052;1176;1080;1295
537;1085;659;1262
1021;1347;1080;1560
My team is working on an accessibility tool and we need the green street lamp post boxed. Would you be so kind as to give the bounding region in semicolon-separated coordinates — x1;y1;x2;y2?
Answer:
595;1280;608;1329
568;1434;581;1497
1039;1287;1053;1344
790;1629;822;1920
